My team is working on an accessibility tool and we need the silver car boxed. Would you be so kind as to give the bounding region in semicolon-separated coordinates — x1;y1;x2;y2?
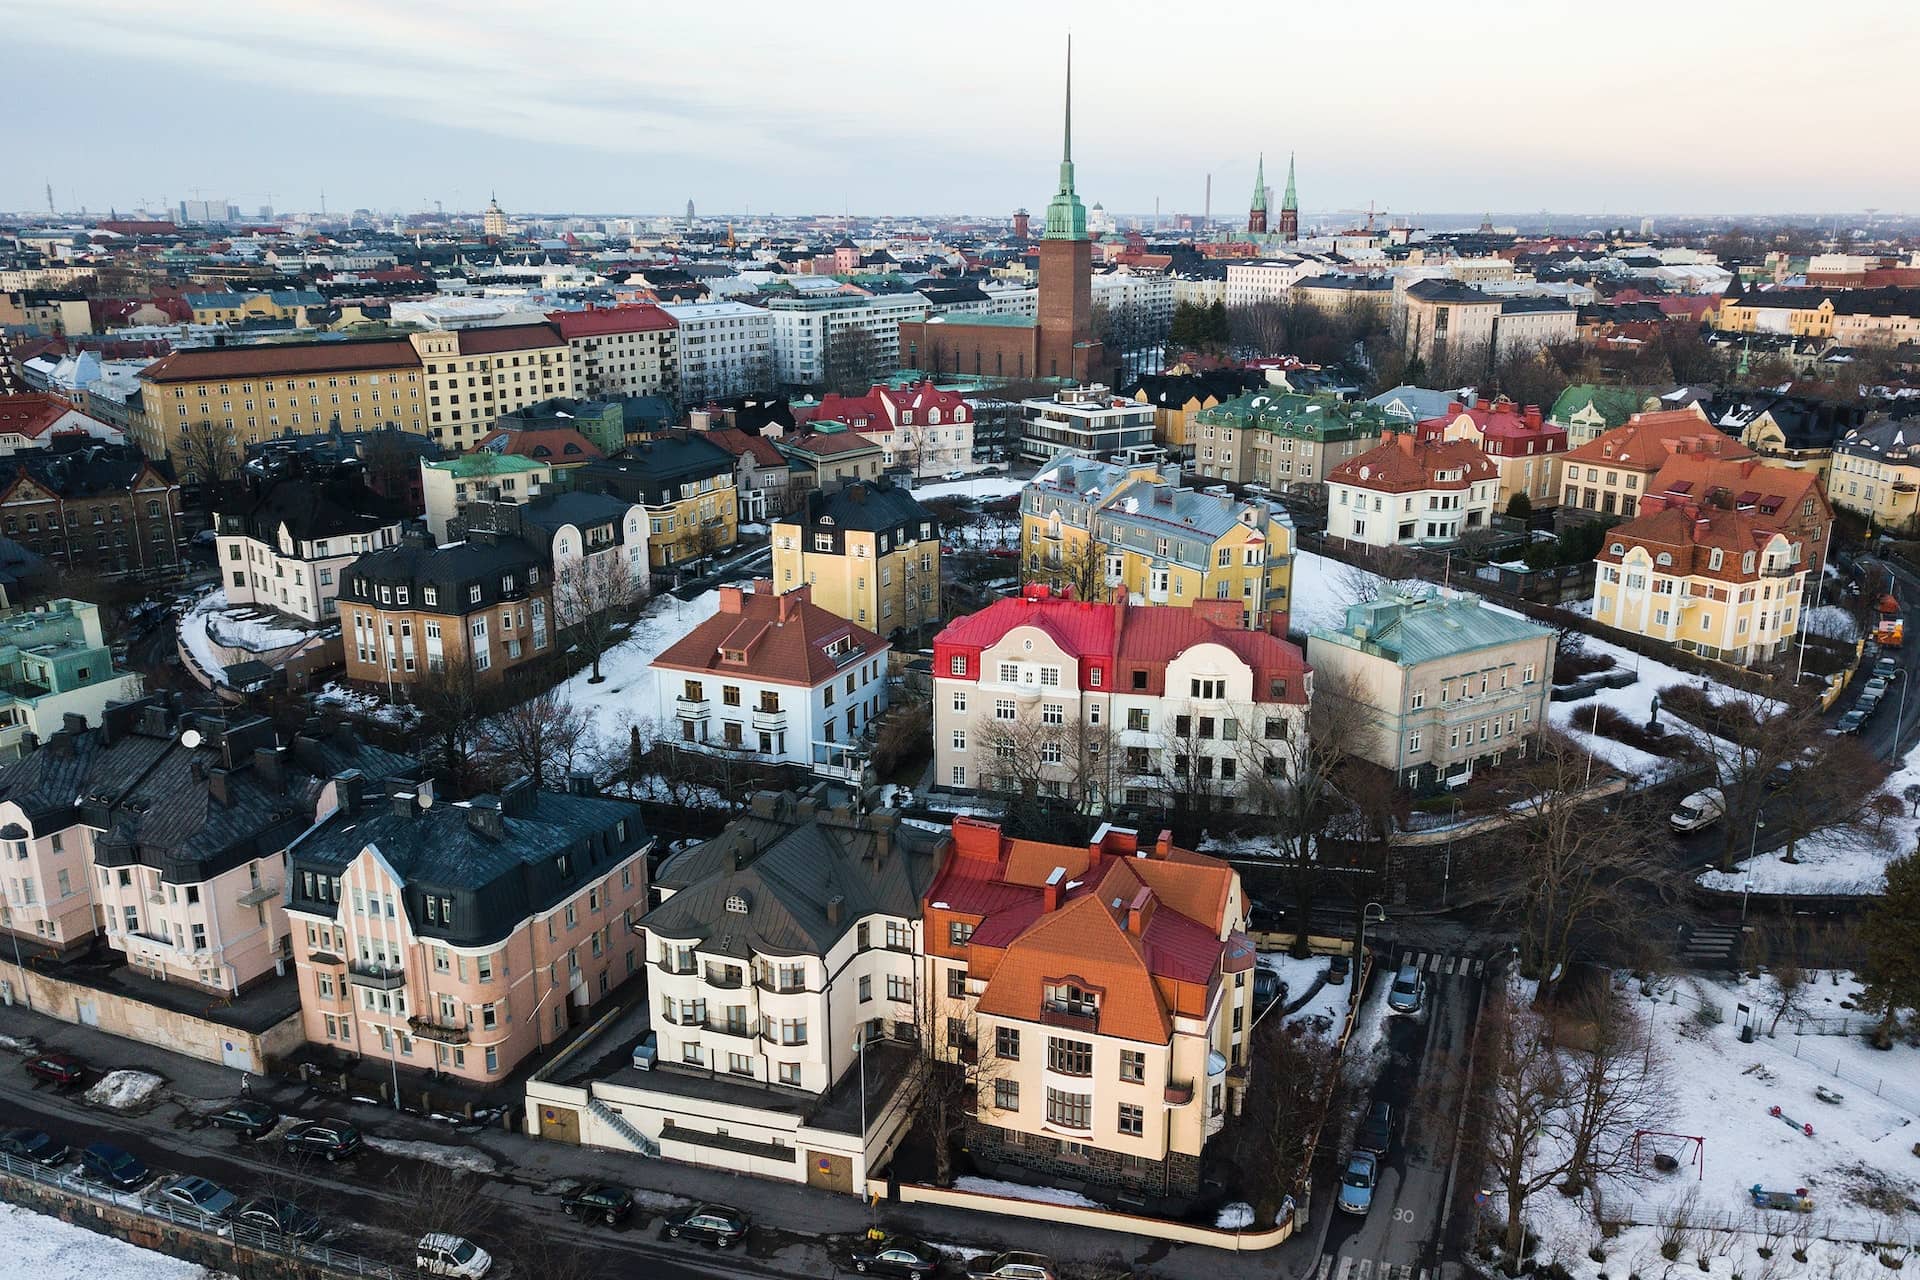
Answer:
1388;963;1425;1014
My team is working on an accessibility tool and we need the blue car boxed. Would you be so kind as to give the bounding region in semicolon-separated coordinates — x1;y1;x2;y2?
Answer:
80;1142;151;1190
1338;1151;1379;1214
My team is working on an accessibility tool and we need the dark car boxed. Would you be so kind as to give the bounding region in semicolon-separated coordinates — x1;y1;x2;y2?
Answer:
233;1197;324;1241
660;1202;748;1247
1875;657;1901;682
965;1252;1058;1280
207;1099;279;1139
1356;1101;1393;1156
561;1183;633;1226
79;1142;151;1190
851;1233;943;1276
1833;708;1870;735
282;1119;361;1161
0;1128;70;1166
1253;967;1287;1008
23;1053;87;1086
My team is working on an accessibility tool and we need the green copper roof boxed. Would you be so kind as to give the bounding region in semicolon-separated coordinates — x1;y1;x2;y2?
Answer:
1195;390;1392;442
1282;153;1297;210
1548;384;1649;429
1043;36;1088;242
1312;593;1550;667
1250;154;1267;212
428;452;547;478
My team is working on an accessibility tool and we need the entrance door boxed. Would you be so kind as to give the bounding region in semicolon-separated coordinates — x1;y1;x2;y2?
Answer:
221;1038;253;1071
75;999;99;1027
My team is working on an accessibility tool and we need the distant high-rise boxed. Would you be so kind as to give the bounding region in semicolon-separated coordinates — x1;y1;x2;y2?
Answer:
686;199;695;229
1279;153;1298;242
483;194;508;238
1248;154;1267;234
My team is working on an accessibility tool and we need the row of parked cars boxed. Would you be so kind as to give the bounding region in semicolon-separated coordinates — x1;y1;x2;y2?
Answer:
1834;655;1903;736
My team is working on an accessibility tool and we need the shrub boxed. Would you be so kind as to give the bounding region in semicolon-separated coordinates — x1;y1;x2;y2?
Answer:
1589;705;1694;758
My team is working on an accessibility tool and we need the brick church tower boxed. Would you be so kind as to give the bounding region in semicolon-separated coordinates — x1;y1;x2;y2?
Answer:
1278;152;1299;243
1036;37;1102;384
1248;154;1267;234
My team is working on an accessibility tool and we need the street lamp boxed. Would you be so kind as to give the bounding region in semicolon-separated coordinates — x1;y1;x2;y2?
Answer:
8;930;32;1012
1354;902;1388;1001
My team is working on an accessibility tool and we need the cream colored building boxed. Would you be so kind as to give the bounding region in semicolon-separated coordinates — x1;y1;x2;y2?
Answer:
1830;419;1920;535
411;324;575;447
771;480;941;634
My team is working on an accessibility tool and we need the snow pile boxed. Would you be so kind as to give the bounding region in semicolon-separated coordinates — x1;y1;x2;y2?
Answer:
953;1176;1102;1208
363;1136;498;1176
1259;953;1350;1031
179;591;318;681
1803;605;1860;643
1215;1201;1256;1230
552;589;721;764
623;1188;684;1211
312;682;420;727
0;1203;230;1280
1701;738;1920;896
83;1070;164;1111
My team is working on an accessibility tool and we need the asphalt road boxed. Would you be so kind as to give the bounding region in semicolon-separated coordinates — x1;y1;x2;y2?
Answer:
0;1067;837;1280
1312;947;1482;1280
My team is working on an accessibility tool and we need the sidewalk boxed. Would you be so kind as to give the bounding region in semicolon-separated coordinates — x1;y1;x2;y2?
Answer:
0;999;1325;1280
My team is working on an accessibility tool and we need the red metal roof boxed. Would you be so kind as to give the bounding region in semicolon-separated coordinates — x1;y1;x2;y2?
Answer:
546;304;677;339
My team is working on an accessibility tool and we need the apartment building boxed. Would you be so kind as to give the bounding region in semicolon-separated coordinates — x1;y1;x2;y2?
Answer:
662;301;772;404
1091;272;1175;336
1189;390;1390;492
1306;594;1557;789
1398;281;1575;371
0;444;186;576
456;490;650;622
409;325;574;447
651;582;889;770
547;304;679;400
1325;434;1499;548
340;530;554;688
1593;499;1806;667
1831;417;1920;535
286;774;650;1084
574;434;739;576
213;464;409;624
136;338;428;478
1121;371;1262;460
1644;454;1831;579
183;290;326;326
765;293;929;388
778;430;889;497
1704;392;1867;486
771;481;941;634
699;428;794;523
421;452;555;542
1020;385;1157;465
1558;410;1749;524
1548;384;1656;448
921;818;1255;1197
1416;398;1567;511
0;600;143;762
0;392;124;456
1222;257;1321;307
795;381;976;475
1292;274;1394;322
1021;456;1295;630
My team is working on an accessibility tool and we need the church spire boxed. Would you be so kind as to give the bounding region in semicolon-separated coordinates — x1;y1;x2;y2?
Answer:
1282;153;1297;210
1251;154;1267;212
1042;35;1088;241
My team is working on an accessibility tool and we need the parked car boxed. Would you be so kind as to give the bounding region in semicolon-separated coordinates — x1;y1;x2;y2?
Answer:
0;1128;69;1165
661;1202;749;1246
981;465;1004;476
1326;954;1351;985
1862;675;1891;704
1356;1101;1394;1156
282;1119;361;1161
942;470;967;482
630;1031;658;1071
1765;763;1799;792
79;1142;151;1190
416;1233;493;1278
1833;708;1870;735
1338;1151;1380;1214
1874;657;1901;682
207;1099;279;1139
1387;963;1425;1014
153;1174;239;1220
965;1251;1058;1280
851;1233;943;1276
233;1196;323;1240
1253;967;1287;1008
23;1053;87;1086
561;1183;633;1226
1669;787;1726;833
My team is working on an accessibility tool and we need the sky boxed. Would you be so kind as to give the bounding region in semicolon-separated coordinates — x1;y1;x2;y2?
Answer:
6;0;1918;222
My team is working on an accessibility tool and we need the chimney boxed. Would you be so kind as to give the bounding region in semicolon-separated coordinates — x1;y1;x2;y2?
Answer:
779;586;809;621
566;772;596;796
1695;513;1713;540
1396;431;1416;455
1155;828;1174;859
1524;404;1542;428
17;731;37;755
391;790;417;817
826;895;844;926
1042;866;1066;912
466;801;505;840
718;584;745;613
62;712;87;736
501;776;536;816
1126;887;1157;936
206;767;233;808
869;810;897;863
1154;482;1174;507
253;745;284;791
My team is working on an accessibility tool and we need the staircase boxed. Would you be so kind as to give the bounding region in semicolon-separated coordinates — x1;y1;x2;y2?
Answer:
1680;922;1743;970
587;1099;659;1157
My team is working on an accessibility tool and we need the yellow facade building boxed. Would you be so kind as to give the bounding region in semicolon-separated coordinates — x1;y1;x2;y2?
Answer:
771;479;941;634
1830;419;1920;535
409;324;574;448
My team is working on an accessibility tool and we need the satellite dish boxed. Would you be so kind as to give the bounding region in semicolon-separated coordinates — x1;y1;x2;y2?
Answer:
180;729;203;750
417;792;433;810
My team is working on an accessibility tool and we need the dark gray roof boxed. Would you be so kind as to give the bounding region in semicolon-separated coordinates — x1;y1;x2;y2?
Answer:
213;467;408;544
343;532;544;615
1405;279;1495;304
775;479;934;541
575;432;734;504
643;793;944;959
518;490;637;540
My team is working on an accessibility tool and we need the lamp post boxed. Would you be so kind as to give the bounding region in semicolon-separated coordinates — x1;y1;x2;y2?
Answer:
1354;902;1388;1003
8;929;31;1012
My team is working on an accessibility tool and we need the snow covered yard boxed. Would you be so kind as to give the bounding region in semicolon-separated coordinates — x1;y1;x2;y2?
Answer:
1258;952;1349;1033
178;589;325;685
913;475;1026;502
0;1203;232;1280
551;588;721;762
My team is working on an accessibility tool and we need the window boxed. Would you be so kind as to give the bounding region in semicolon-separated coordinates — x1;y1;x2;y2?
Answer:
994;698;1016;721
949;921;974;946
948;968;967;998
996;1027;1020;1060
993;1079;1021;1111
1120;1049;1146;1083
778;1062;802;1086
1118;1103;1145;1137
859;975;872;1002
1045;1089;1092;1130
1047;1037;1092;1076
949;655;966;676
887;974;911;1002
1127;708;1150;732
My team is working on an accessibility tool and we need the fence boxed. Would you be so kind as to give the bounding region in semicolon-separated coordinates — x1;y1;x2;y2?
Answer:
0;1148;401;1278
1597;1199;1910;1248
1754;1031;1920;1117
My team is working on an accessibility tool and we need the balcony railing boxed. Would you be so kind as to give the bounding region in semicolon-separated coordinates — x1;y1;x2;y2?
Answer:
407;1016;470;1046
347;962;406;990
1039;1004;1099;1034
751;707;787;732
702;1018;756;1040
1164;1080;1195;1107
703;967;744;989
674;696;711;720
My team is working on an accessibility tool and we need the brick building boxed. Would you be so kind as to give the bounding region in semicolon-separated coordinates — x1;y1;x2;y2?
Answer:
0;443;185;575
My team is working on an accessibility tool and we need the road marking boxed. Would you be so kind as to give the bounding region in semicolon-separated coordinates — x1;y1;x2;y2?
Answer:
1351;1259;1374;1280
1330;1255;1353;1280
1315;1254;1334;1280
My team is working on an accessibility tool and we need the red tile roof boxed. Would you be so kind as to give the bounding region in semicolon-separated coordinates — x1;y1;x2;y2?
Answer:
0;393;83;440
1328;433;1498;493
702;427;787;469
473;427;603;461
794;380;972;432
651;583;887;688
450;323;565;354
1561;409;1750;470
1417;397;1567;457
546;304;677;339
1648;455;1827;528
1598;500;1802;583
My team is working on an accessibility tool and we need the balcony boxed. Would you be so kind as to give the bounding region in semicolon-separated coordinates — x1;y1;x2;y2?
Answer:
236;882;280;908
1164;1080;1195;1107
702;1018;757;1040
407;1016;469;1046
751;707;787;732
674;696;711;721
1039;1004;1098;1034
347;962;406;991
703;966;745;989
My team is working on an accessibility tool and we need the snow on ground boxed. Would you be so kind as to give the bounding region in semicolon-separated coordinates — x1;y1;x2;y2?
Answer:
553;589;721;762
178;591;319;684
363;1136;498;1176
1804;605;1860;642
913;475;1025;502
1341;965;1396;1084
312;681;420;727
1701;740;1918;896
1288;550;1427;635
1551;630;1779;779
953;1176;1103;1208
1215;1201;1256;1230
83;1069;164;1111
0;1203;232;1280
930;1242;992;1261
1516;973;1920;1279
1260;953;1349;1032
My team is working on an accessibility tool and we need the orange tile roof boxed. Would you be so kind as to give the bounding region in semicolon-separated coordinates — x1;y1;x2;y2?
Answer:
1598;501;1802;582
1562;409;1751;470
1328;432;1498;494
651;583;886;687
1647;454;1826;525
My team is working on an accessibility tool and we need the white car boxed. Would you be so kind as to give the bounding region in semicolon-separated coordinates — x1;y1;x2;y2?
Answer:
417;1233;492;1278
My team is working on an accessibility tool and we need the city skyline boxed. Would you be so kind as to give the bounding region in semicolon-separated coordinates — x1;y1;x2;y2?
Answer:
7;0;1919;221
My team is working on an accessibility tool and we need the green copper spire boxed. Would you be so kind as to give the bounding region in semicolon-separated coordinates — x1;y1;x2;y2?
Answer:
1282;152;1297;210
1043;34;1088;241
1251;154;1267;212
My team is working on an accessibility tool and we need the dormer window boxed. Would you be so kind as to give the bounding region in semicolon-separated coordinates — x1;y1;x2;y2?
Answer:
1609;543;1625;556
721;647;746;664
1655;552;1673;567
1743;552;1756;574
1709;548;1724;570
423;587;438;606
469;585;482;604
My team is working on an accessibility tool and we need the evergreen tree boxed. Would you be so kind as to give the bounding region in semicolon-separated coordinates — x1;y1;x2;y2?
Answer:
1205;300;1230;347
1506;492;1533;521
1861;851;1920;1046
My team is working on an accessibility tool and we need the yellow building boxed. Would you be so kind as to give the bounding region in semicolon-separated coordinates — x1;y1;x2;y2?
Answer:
1020;455;1294;629
1712;289;1836;339
771;479;941;633
1830;419;1920;535
573;432;739;577
409;324;574;448
136;338;427;482
1124;372;1250;457
183;289;325;326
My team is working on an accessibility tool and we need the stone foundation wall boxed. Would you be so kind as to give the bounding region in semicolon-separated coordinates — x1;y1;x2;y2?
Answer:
966;1119;1200;1198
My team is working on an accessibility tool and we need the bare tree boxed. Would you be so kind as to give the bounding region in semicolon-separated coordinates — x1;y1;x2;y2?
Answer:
384;1163;494;1253
553;554;642;683
1477;991;1572;1268
1551;984;1667;1200
972;709;1118;833
413;657;487;796
823;325;884;397
175;419;242;487
1024;535;1108;603
477;688;595;791
913;986;1007;1189
1218;1016;1339;1221
1764;931;1810;1036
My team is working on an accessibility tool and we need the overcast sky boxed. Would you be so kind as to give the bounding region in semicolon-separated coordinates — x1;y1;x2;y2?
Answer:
8;0;1916;222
